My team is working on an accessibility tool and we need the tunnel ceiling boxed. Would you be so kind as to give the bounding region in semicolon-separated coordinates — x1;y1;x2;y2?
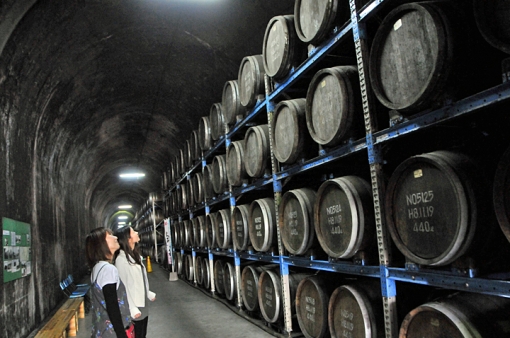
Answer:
0;0;295;226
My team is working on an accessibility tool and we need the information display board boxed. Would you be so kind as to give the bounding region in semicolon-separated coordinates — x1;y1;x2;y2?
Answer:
3;217;31;282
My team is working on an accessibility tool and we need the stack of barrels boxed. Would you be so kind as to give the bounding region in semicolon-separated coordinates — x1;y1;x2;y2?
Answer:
162;0;510;337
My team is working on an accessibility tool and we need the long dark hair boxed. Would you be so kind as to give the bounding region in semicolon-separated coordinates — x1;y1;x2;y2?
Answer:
114;227;142;265
85;227;113;268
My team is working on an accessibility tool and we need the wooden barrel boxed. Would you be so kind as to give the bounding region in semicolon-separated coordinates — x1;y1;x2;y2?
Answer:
202;164;215;201
279;188;317;255
201;256;211;290
215;209;232;249
178;148;186;174
192;216;206;247
186;179;195;208
314;176;374;259
305;66;360;147
169;160;177;186
185;219;194;248
294;0;349;45
214;260;225;294
211;154;228;194
172;221;180;248
399;292;510;337
258;270;310;323
223;261;237;302
385;151;482;266
494;145;510;243
241;265;263;311
198;116;213;151
244;124;271;178
174;251;183;275
189;129;200;162
273;98;315;164
209;102;224;141
473;0;510;54
249;198;277;252
238;54;265;108
191;173;204;205
184;140;192;168
180;220;189;247
232;204;251;251
262;15;307;80
206;212;218;248
226;140;247;186
295;276;336;338
222;80;246;125
195;256;203;285
184;254;194;281
180;183;188;210
369;2;475;113
161;170;168;191
328;282;383;338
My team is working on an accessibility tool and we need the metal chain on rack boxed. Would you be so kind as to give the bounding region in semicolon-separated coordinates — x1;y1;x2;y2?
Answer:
349;0;397;336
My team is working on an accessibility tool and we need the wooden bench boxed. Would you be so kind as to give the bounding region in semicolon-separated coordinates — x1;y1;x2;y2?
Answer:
35;297;85;338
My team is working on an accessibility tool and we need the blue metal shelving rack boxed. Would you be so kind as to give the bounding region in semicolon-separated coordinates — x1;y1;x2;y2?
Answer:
162;0;510;336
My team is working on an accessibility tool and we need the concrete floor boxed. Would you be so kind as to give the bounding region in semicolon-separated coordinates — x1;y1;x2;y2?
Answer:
75;265;279;338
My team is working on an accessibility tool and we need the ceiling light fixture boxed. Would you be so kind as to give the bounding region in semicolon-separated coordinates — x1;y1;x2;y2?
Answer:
118;222;126;225
118;216;128;220
119;173;145;179
118;205;132;209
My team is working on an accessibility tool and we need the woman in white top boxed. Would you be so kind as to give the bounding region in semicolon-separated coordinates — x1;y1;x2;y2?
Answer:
114;227;156;338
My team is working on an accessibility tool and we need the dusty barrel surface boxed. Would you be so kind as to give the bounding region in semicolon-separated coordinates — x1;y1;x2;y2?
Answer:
295;276;336;338
178;148;186;175
306;66;361;147
279;188;317;255
244;124;271;178
212;154;228;194
215;209;232;249
273;98;314;164
328;282;383;338
209;102;224;141
494;146;510;243
294;0;349;45
198;116;213;151
263;15;306;80
214;260;225;295
473;0;510;54
399;293;510;337
226;140;247;187
249;198;277;252
222;80;246;125
232;204;251;251
314;176;374;259
238;54;265;108
385;151;482;266
223;261;237;301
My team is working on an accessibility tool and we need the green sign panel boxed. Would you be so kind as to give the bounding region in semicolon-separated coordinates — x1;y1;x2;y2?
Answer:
3;217;31;283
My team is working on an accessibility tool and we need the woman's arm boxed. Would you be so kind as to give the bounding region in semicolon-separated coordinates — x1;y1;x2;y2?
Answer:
103;283;128;338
